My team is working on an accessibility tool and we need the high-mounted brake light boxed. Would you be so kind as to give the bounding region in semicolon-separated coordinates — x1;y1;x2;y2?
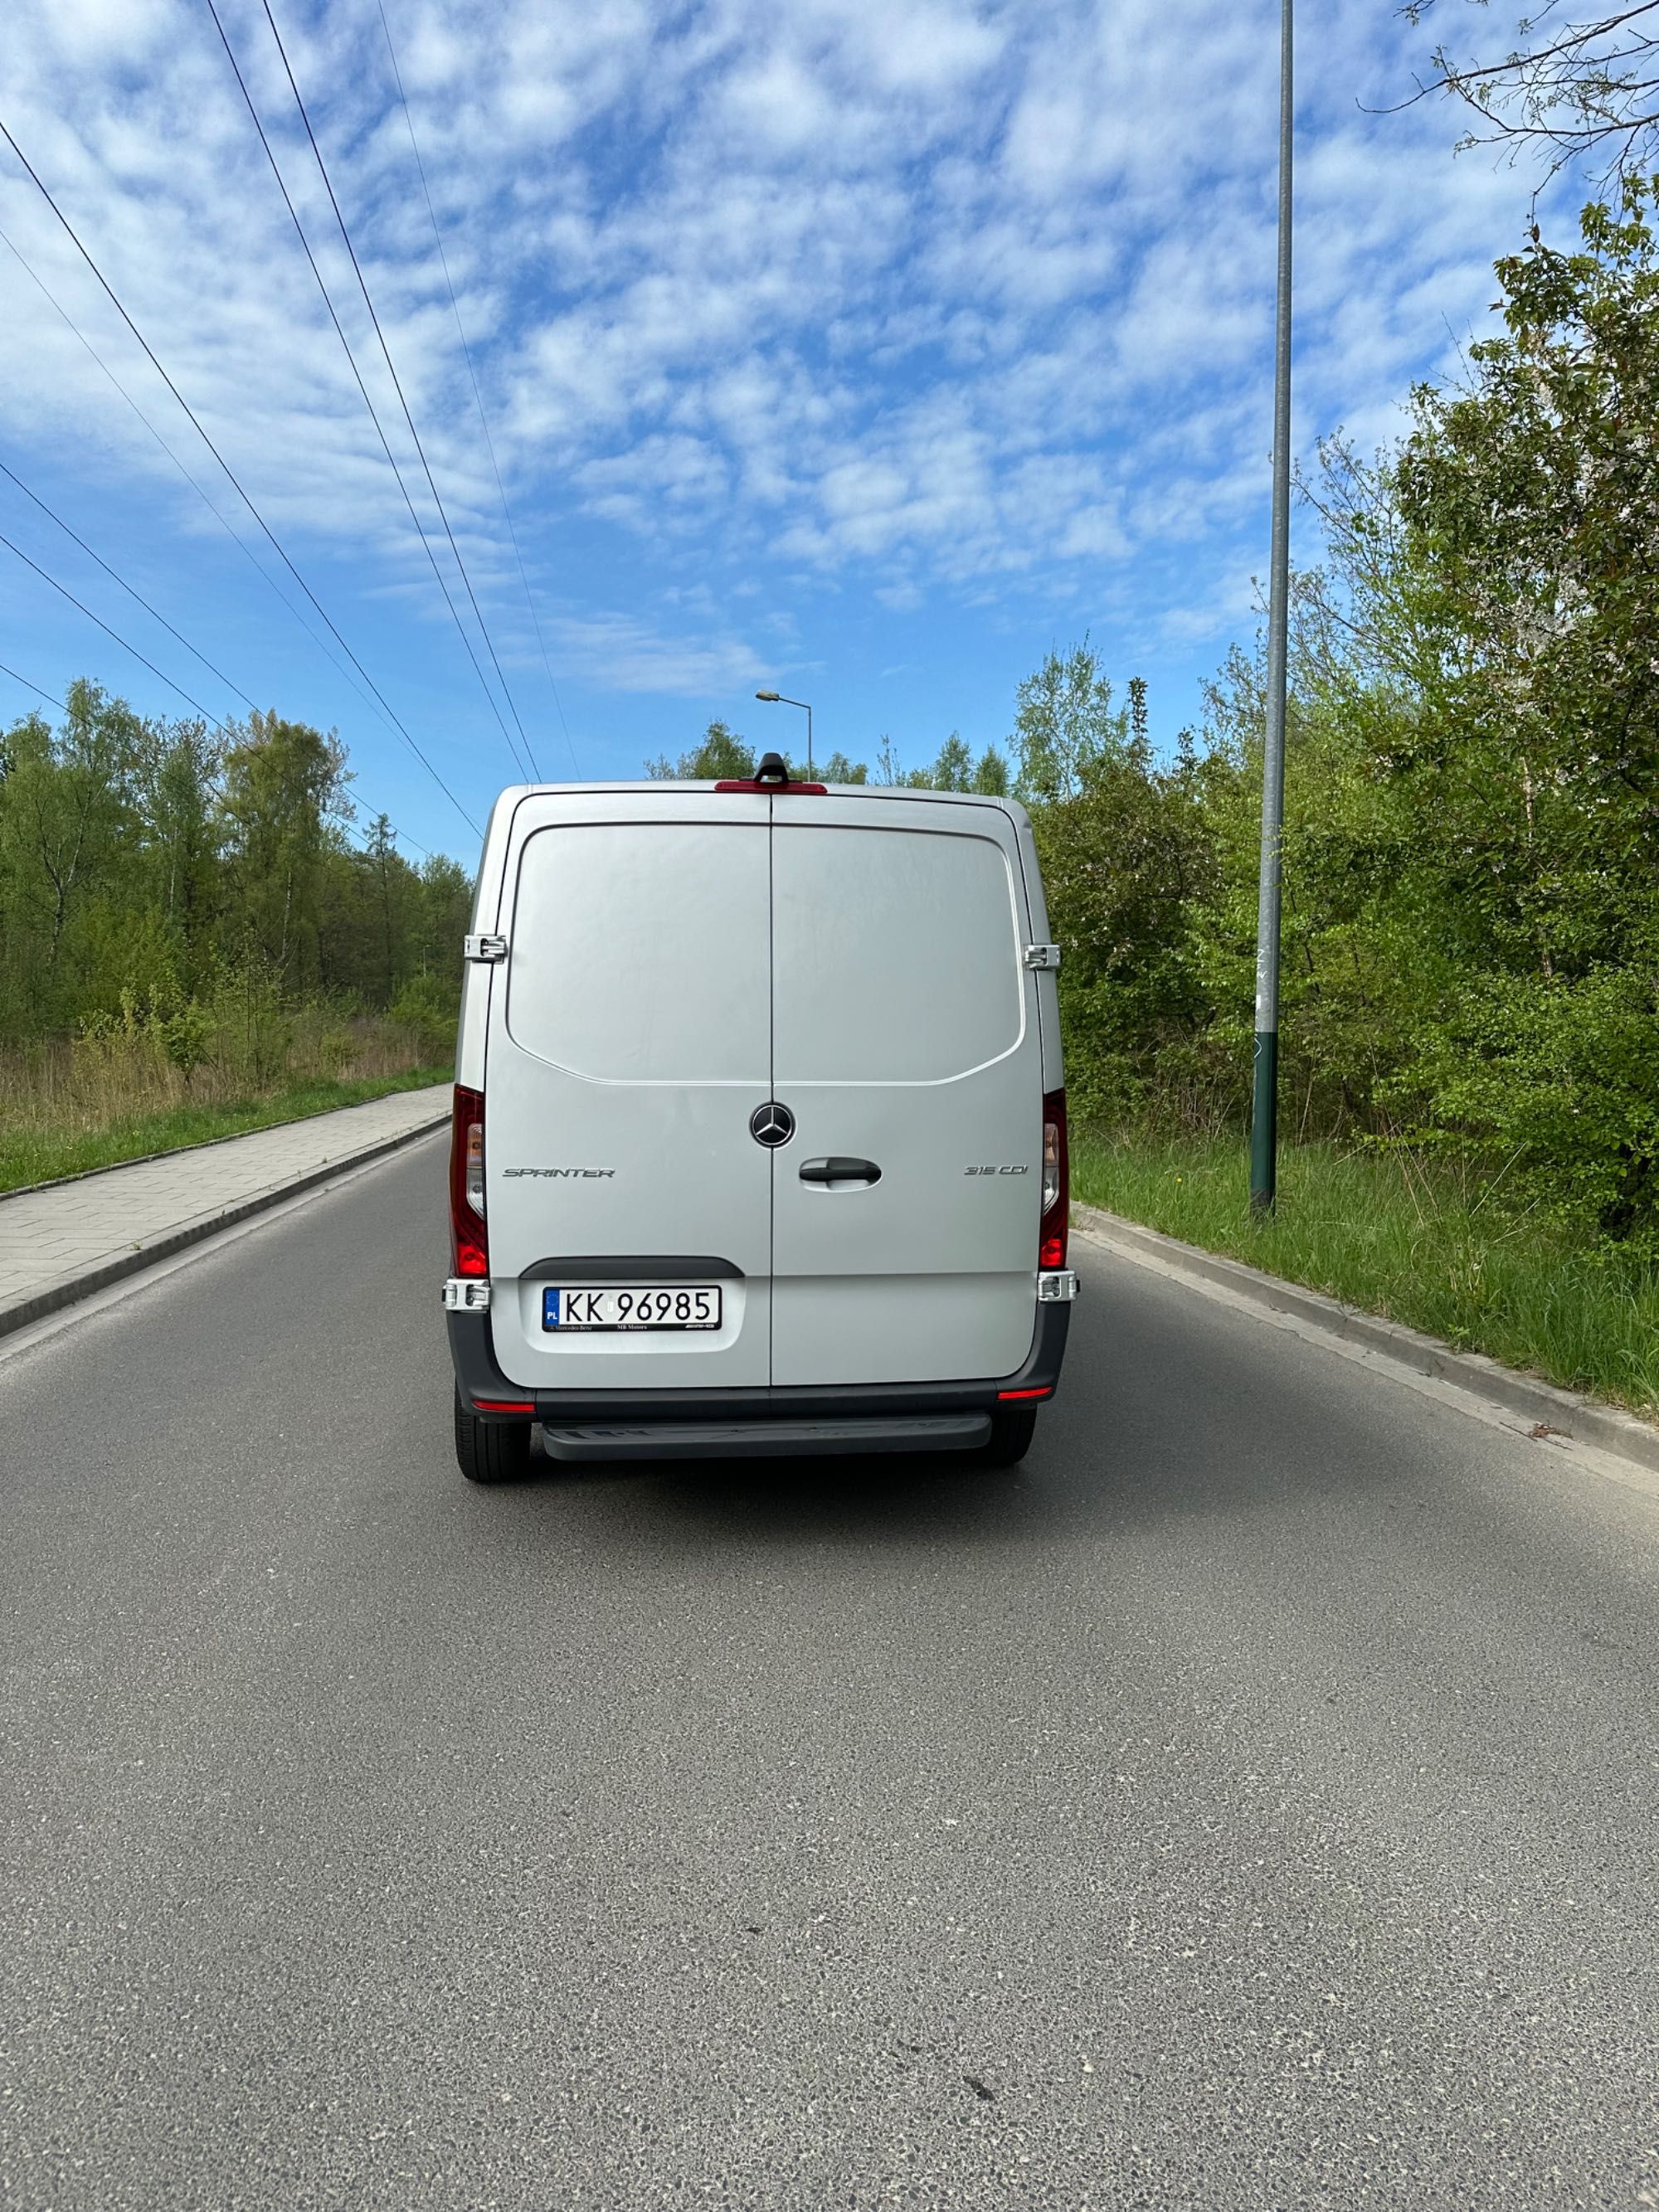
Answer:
450;1084;488;1279
716;746;826;795
714;779;828;795
1039;1087;1069;1270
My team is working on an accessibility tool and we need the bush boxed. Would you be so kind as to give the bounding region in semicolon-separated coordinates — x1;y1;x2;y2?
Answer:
1384;968;1659;1248
387;972;457;1065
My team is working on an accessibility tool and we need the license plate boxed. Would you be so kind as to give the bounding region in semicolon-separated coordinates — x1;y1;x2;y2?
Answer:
543;1285;722;1332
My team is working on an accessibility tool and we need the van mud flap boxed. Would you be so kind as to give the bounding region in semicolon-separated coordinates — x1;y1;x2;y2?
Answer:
541;1413;991;1462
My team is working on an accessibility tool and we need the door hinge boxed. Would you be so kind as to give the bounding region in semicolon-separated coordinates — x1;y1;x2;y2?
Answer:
465;932;508;964
1024;942;1061;971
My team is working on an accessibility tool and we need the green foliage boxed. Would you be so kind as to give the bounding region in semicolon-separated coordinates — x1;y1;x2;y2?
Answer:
930;732;974;790
1386;968;1659;1247
1072;1130;1659;1415
0;1066;450;1195
0;684;471;1073
641;722;1010;794
645;721;756;780
1039;182;1659;1253
818;751;868;785
158;998;212;1085
971;747;1010;796
1032;707;1242;1129
1012;636;1129;804
220;709;348;992
387;969;460;1063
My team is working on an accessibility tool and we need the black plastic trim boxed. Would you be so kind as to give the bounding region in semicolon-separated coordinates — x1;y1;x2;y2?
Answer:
448;1300;1070;1424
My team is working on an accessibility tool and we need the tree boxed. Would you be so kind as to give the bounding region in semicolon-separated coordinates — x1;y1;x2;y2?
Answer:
1400;1;1659;186
1010;638;1130;803
645;721;754;780
865;733;1010;791
972;747;1010;796
930;733;974;790
1316;182;1659;984
818;751;868;785
0;681;143;1029
134;716;221;998
218;708;349;993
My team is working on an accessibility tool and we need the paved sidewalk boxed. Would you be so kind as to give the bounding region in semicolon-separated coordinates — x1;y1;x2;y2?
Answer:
0;1082;450;1337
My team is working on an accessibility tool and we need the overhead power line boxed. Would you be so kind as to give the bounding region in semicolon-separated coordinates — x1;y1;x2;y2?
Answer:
253;0;543;780
2;458;260;712
0;216;462;763
0;519;430;860
263;0;542;781
0;660;68;712
379;0;579;780
0;111;480;837
205;0;533;784
0;657;430;862
0;527;235;730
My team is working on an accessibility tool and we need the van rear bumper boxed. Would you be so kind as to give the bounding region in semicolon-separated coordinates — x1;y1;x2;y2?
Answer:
446;1300;1070;1427
542;1413;991;1461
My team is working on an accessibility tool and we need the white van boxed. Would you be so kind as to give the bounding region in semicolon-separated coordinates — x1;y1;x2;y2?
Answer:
442;753;1078;1480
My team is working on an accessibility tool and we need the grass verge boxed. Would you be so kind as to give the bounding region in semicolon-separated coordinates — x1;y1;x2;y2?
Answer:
0;1067;452;1194
1072;1130;1659;1419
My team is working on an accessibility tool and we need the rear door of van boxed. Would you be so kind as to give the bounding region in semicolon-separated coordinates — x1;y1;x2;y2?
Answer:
768;795;1043;1387
480;788;772;1392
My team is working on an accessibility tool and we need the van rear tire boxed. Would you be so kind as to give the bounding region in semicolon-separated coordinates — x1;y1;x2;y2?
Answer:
454;1387;533;1485
982;1404;1038;1466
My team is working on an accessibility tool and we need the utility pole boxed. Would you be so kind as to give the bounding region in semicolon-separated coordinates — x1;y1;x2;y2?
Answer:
1251;0;1293;1216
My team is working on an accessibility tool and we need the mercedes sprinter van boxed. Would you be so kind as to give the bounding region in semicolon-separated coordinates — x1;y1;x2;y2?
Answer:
443;754;1077;1480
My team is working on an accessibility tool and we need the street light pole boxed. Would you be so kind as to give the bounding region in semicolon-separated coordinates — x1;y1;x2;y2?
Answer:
754;690;813;779
1251;0;1293;1217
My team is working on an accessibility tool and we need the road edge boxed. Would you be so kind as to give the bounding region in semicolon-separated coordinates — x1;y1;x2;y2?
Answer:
1074;1201;1659;1478
0;1107;450;1343
0;1077;452;1204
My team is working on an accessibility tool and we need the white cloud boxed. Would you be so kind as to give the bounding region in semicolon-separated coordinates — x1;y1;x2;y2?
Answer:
0;0;1577;713
549;609;765;696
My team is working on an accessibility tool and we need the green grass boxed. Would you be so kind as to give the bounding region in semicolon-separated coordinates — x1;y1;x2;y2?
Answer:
1072;1130;1659;1419
0;1066;452;1194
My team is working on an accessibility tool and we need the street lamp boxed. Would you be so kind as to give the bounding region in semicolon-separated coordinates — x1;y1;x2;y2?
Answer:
754;690;813;779
1251;0;1293;1217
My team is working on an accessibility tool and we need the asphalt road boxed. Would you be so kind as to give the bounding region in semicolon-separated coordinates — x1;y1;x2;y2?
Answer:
2;1135;1655;2212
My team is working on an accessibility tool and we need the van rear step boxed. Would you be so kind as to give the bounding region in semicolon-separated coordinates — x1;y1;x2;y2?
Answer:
542;1413;991;1462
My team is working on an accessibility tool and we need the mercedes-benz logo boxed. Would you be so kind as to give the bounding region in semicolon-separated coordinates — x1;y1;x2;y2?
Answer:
750;1101;795;1148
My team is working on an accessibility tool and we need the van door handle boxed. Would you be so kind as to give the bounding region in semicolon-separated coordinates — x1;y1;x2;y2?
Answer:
798;1156;882;1187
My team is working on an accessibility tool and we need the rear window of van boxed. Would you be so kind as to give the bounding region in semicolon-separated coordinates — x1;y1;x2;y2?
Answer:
506;822;770;1082
772;824;1024;1083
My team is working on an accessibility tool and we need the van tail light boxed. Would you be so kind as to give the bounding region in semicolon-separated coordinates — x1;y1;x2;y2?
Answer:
1040;1087;1068;1269
450;1084;488;1278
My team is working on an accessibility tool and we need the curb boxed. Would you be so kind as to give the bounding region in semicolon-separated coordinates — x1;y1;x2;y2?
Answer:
1074;1201;1659;1477
0;1079;452;1204
0;1110;449;1343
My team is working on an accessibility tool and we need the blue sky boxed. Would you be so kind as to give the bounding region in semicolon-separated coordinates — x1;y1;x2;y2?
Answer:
2;0;1569;863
